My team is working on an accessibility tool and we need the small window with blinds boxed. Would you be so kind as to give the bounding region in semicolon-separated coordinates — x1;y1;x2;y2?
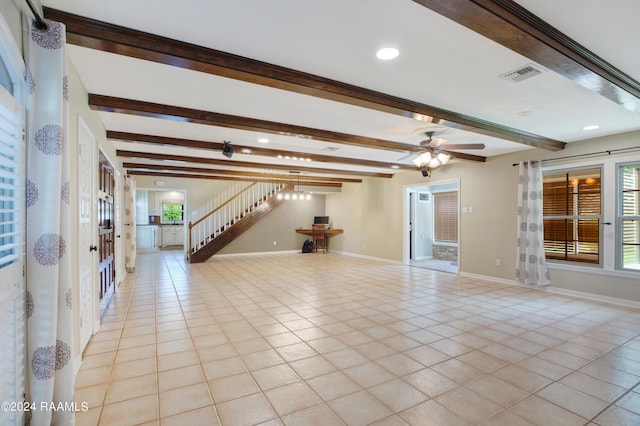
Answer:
543;168;601;264
618;164;640;271
433;191;458;243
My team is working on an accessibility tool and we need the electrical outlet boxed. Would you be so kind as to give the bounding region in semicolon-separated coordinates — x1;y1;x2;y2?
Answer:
495;259;501;266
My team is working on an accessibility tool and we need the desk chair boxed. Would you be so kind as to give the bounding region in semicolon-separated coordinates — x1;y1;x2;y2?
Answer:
312;224;327;253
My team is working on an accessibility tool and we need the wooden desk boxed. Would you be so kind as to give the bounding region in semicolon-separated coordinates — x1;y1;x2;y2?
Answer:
296;228;343;251
296;228;344;236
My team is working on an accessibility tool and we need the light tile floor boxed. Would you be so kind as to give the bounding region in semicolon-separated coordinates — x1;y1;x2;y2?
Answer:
409;258;458;274
75;251;640;425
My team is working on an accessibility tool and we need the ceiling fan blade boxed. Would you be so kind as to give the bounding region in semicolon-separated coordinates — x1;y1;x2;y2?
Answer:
442;143;485;150
396;152;414;161
439;149;486;162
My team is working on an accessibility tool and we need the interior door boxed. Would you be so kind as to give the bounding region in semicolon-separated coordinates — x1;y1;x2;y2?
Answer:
77;117;96;351
98;152;115;315
114;170;124;287
409;191;415;260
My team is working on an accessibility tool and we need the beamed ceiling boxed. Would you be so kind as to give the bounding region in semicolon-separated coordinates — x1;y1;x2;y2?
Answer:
41;0;640;187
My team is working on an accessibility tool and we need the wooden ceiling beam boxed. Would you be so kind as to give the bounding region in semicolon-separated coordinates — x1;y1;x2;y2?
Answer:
116;150;394;178
122;162;363;183
412;0;640;113
108;131;422;169
127;170;343;186
45;7;564;151
93;95;422;153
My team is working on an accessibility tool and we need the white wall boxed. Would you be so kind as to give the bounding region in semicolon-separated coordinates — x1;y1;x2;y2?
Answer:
0;0;28;51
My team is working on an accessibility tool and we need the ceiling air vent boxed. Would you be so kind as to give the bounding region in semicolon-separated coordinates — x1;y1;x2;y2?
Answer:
499;64;543;82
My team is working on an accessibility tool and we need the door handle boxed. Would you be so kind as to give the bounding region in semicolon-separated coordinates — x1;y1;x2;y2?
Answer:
116;235;121;238
106;240;113;243
89;245;98;252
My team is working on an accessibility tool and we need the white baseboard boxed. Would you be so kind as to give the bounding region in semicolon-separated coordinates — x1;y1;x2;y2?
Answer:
213;249;300;258
333;251;403;265
459;272;640;308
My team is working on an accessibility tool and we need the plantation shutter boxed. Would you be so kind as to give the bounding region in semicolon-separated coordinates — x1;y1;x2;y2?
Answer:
620;165;640;269
0;82;25;425
542;169;601;263
434;191;458;243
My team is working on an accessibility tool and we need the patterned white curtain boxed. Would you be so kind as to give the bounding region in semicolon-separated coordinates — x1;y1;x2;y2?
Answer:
516;161;551;286
25;18;75;425
124;175;137;271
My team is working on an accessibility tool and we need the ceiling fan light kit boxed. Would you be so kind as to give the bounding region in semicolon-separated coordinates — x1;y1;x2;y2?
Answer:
413;130;482;177
413;150;451;169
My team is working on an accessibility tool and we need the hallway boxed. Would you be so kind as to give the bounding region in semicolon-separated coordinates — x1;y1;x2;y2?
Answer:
75;251;640;425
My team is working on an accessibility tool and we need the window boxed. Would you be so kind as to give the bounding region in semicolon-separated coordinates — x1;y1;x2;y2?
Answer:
162;201;184;223
542;168;601;264
0;22;26;425
618;164;640;270
0;84;20;275
433;191;458;243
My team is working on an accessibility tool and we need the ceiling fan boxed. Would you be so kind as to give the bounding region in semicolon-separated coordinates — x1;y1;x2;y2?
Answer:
412;130;485;176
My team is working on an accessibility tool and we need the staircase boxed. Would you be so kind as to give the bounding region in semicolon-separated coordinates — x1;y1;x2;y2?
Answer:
189;182;288;263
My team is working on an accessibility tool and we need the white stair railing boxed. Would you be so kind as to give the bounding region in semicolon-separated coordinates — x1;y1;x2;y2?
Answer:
189;181;284;260
194;181;252;222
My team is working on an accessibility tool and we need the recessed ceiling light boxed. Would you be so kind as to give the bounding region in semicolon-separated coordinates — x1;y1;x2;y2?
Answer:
391;165;400;169
241;148;252;154
583;125;599;131
258;138;269;143
376;47;399;60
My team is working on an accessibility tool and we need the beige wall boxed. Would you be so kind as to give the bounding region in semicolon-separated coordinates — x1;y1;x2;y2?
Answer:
133;174;328;254
219;195;326;255
327;131;640;303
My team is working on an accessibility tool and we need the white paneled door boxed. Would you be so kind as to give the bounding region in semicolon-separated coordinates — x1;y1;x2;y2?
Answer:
114;170;125;287
78;117;96;352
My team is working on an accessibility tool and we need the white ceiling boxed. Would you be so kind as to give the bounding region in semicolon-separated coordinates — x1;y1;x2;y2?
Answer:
41;0;640;177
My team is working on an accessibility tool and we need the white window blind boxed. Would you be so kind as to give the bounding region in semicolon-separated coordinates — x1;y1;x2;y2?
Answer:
433;191;458;243
543;168;601;264
0;86;20;272
0;82;25;426
619;164;640;270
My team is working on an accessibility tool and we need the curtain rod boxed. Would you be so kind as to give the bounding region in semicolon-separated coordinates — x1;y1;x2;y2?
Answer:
512;145;640;166
25;0;48;31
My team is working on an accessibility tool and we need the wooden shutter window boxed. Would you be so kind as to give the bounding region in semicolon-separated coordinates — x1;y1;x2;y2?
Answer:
434;191;458;243
542;169;601;263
